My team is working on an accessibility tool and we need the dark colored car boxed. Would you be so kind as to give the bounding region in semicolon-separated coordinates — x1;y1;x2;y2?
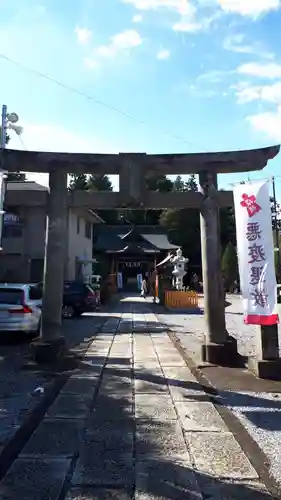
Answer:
62;281;97;318
34;281;97;319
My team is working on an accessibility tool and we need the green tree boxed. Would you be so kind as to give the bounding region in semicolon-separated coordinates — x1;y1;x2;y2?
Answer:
220;207;236;248
88;174;113;191
160;208;201;266
69;174;88;191
184;174;198;191
122;173;174;225
146;173;174;192
221;241;238;291
159;174;199;264
88;174;115;223
68;173;116;222
270;196;281;232
173;175;185;191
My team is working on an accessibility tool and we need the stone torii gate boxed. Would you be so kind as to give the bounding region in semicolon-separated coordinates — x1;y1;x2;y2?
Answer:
3;145;280;375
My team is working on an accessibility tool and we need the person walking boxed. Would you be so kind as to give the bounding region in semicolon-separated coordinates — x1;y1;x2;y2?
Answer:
140;277;147;298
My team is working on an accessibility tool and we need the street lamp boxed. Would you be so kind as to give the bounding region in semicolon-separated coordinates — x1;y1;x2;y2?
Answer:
0;105;23;248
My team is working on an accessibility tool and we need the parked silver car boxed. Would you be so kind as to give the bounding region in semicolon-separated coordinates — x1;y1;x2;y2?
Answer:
0;283;42;335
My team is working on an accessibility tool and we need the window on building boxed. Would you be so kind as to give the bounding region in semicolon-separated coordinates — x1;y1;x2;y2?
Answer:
77;216;80;234
85;221;92;239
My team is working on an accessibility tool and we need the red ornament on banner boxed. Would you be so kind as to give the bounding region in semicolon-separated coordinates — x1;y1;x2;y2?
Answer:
240;194;261;218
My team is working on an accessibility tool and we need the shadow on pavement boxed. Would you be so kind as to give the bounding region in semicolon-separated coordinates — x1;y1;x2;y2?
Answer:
63;359;278;500
0;340;279;498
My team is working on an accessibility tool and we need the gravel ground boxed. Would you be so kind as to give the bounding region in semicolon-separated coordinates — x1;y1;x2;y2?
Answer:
157;295;281;358
155;296;281;488
219;391;281;486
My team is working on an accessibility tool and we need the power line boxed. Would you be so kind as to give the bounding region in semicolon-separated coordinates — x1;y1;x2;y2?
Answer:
0;52;209;152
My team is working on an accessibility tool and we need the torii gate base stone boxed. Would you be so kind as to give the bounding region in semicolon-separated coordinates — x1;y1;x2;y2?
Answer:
4;145;281;378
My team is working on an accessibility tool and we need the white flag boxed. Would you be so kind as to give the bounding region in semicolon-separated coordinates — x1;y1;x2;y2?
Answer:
233;181;278;325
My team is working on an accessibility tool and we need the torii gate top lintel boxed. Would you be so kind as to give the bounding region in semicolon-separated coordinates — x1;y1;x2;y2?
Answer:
3;144;280;175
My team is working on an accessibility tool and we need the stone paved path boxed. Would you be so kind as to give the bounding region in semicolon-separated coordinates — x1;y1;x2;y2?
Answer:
156;295;281;491
0;296;273;499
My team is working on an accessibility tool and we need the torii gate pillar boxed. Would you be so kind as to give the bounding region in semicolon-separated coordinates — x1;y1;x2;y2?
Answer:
199;171;238;365
32;169;68;363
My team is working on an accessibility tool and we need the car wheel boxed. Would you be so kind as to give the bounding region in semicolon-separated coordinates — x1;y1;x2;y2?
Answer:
62;305;75;319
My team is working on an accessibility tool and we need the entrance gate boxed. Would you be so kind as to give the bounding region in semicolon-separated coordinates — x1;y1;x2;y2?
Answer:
3;146;281;376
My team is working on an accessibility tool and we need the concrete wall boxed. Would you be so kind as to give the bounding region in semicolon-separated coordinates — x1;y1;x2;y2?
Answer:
66;208;93;281
0;206;95;283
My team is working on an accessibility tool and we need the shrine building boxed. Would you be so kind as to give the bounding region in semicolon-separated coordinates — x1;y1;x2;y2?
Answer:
93;224;178;290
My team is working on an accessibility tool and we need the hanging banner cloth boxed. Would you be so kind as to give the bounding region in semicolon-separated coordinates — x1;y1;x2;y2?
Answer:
233;181;279;325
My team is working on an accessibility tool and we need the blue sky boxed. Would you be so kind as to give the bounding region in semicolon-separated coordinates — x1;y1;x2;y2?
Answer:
1;0;281;194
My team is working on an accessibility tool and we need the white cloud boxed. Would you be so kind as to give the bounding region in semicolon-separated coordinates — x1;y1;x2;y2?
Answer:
157;49;170;59
235;81;281;104
133;14;143;21
123;0;219;33
95;29;142;58
173;20;203;31
122;0;192;15
224;34;257;54
74;26;92;45
223;34;274;59
198;69;231;83
248;105;281;140
238;62;281;79
218;0;280;17
173;9;221;32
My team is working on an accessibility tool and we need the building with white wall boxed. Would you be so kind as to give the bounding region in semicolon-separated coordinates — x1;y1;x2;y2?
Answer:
0;181;103;283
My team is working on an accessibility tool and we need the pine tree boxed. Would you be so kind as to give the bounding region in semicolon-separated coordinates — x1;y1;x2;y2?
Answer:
173;175;185;191
185;174;198;191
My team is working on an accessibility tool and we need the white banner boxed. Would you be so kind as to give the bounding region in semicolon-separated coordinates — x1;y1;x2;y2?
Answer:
233;181;278;325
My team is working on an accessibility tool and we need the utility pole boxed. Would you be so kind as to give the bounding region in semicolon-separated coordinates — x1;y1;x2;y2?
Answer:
1;105;7;149
0;105;23;249
272;176;281;282
0;105;7;249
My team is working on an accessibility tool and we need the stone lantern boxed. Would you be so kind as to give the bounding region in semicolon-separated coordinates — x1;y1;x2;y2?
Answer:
171;248;189;290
